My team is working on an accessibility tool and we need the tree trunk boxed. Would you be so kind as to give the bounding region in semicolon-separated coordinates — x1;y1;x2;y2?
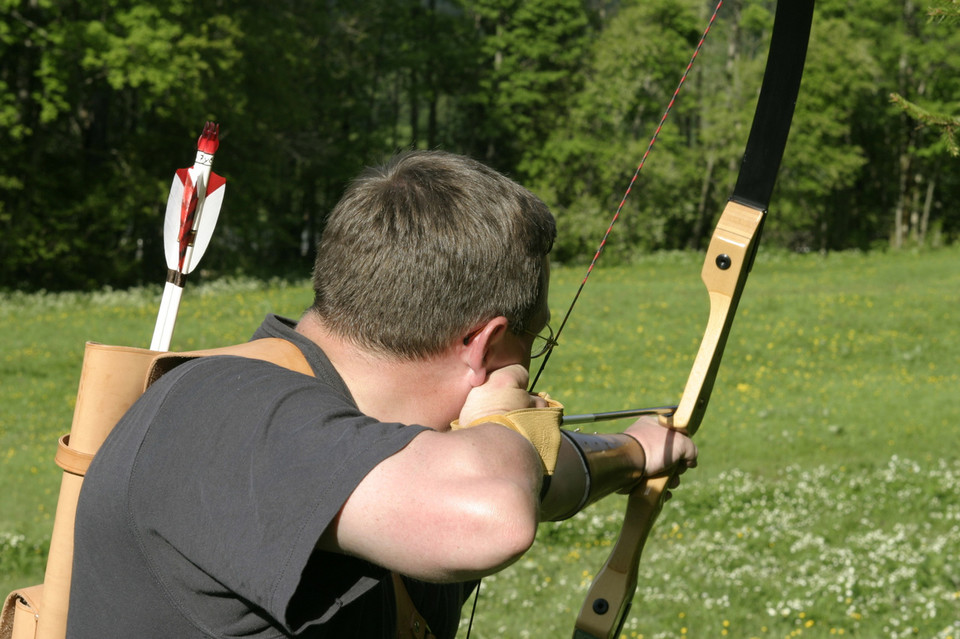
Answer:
688;153;716;249
409;67;420;146
919;176;935;245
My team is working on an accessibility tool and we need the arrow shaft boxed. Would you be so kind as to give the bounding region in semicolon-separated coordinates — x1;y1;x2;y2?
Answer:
150;280;184;351
562;406;676;426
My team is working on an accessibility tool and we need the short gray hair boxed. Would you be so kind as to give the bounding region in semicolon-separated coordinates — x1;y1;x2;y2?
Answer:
309;150;556;359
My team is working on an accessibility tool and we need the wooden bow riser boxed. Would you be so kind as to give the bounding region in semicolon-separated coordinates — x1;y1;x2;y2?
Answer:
573;200;765;639
665;200;765;437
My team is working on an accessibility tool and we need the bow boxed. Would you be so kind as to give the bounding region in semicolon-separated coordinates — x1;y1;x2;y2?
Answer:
571;2;815;637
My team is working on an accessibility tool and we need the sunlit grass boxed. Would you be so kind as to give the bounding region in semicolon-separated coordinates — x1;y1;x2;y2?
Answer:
2;247;959;637
471;457;960;638
476;246;960;637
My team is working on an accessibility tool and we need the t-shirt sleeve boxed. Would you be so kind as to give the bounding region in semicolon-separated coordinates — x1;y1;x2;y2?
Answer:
127;356;426;633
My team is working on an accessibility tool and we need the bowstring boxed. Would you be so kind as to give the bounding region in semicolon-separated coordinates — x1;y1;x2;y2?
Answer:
466;5;725;636
529;0;724;392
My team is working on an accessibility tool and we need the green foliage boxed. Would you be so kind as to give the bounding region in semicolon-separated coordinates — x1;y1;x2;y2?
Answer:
771;16;879;251
80;6;242;115
0;0;244;290
456;0;593;173
889;0;960;159
928;0;960;22
528;0;712;262
3;0;960;291
0;532;47;589
890;92;960;156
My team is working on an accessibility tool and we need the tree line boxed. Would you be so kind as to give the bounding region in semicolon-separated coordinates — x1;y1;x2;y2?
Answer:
2;0;957;291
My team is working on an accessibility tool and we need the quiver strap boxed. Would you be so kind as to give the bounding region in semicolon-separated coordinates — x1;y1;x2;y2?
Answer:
54;339;314;478
146;338;315;388
5;338;312;639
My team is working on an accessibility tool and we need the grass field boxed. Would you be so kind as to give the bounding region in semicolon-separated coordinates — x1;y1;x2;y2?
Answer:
2;247;958;637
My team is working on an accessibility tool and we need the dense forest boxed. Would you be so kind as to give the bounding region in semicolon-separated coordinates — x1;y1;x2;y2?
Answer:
2;0;958;291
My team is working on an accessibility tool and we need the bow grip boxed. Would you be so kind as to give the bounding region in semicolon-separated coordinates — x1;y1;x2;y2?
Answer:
572;474;671;639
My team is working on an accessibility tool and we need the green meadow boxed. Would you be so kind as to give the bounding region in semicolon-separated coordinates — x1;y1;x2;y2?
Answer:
2;248;958;638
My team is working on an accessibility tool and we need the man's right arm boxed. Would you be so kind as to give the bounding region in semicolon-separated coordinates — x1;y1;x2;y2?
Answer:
317;366;546;583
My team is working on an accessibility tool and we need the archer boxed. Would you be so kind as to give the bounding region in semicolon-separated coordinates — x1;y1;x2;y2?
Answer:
69;150;697;638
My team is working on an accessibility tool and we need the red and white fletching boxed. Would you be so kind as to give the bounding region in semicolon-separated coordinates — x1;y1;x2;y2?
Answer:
152;121;226;351
162;122;226;275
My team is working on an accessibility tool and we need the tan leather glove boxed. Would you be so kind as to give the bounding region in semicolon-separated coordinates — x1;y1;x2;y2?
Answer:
451;393;564;474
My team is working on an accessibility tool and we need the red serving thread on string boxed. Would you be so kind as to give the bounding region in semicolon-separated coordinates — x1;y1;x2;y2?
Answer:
530;0;724;391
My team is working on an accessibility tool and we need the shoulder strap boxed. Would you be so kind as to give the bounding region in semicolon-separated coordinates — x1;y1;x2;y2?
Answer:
146;338;315;388
56;338;315;478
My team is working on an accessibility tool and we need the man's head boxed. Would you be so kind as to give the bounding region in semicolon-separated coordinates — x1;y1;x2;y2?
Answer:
308;150;556;361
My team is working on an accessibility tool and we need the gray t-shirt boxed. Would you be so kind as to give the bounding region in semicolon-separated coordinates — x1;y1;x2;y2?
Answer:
69;315;470;638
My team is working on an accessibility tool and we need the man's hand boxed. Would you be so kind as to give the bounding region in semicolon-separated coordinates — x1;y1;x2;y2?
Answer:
458;364;546;425
624;416;698;477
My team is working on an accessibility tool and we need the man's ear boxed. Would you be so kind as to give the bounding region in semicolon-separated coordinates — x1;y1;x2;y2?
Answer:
461;316;509;386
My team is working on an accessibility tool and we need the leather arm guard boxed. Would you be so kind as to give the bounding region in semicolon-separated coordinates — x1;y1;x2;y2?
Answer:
540;429;647;521
450;394;564;475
